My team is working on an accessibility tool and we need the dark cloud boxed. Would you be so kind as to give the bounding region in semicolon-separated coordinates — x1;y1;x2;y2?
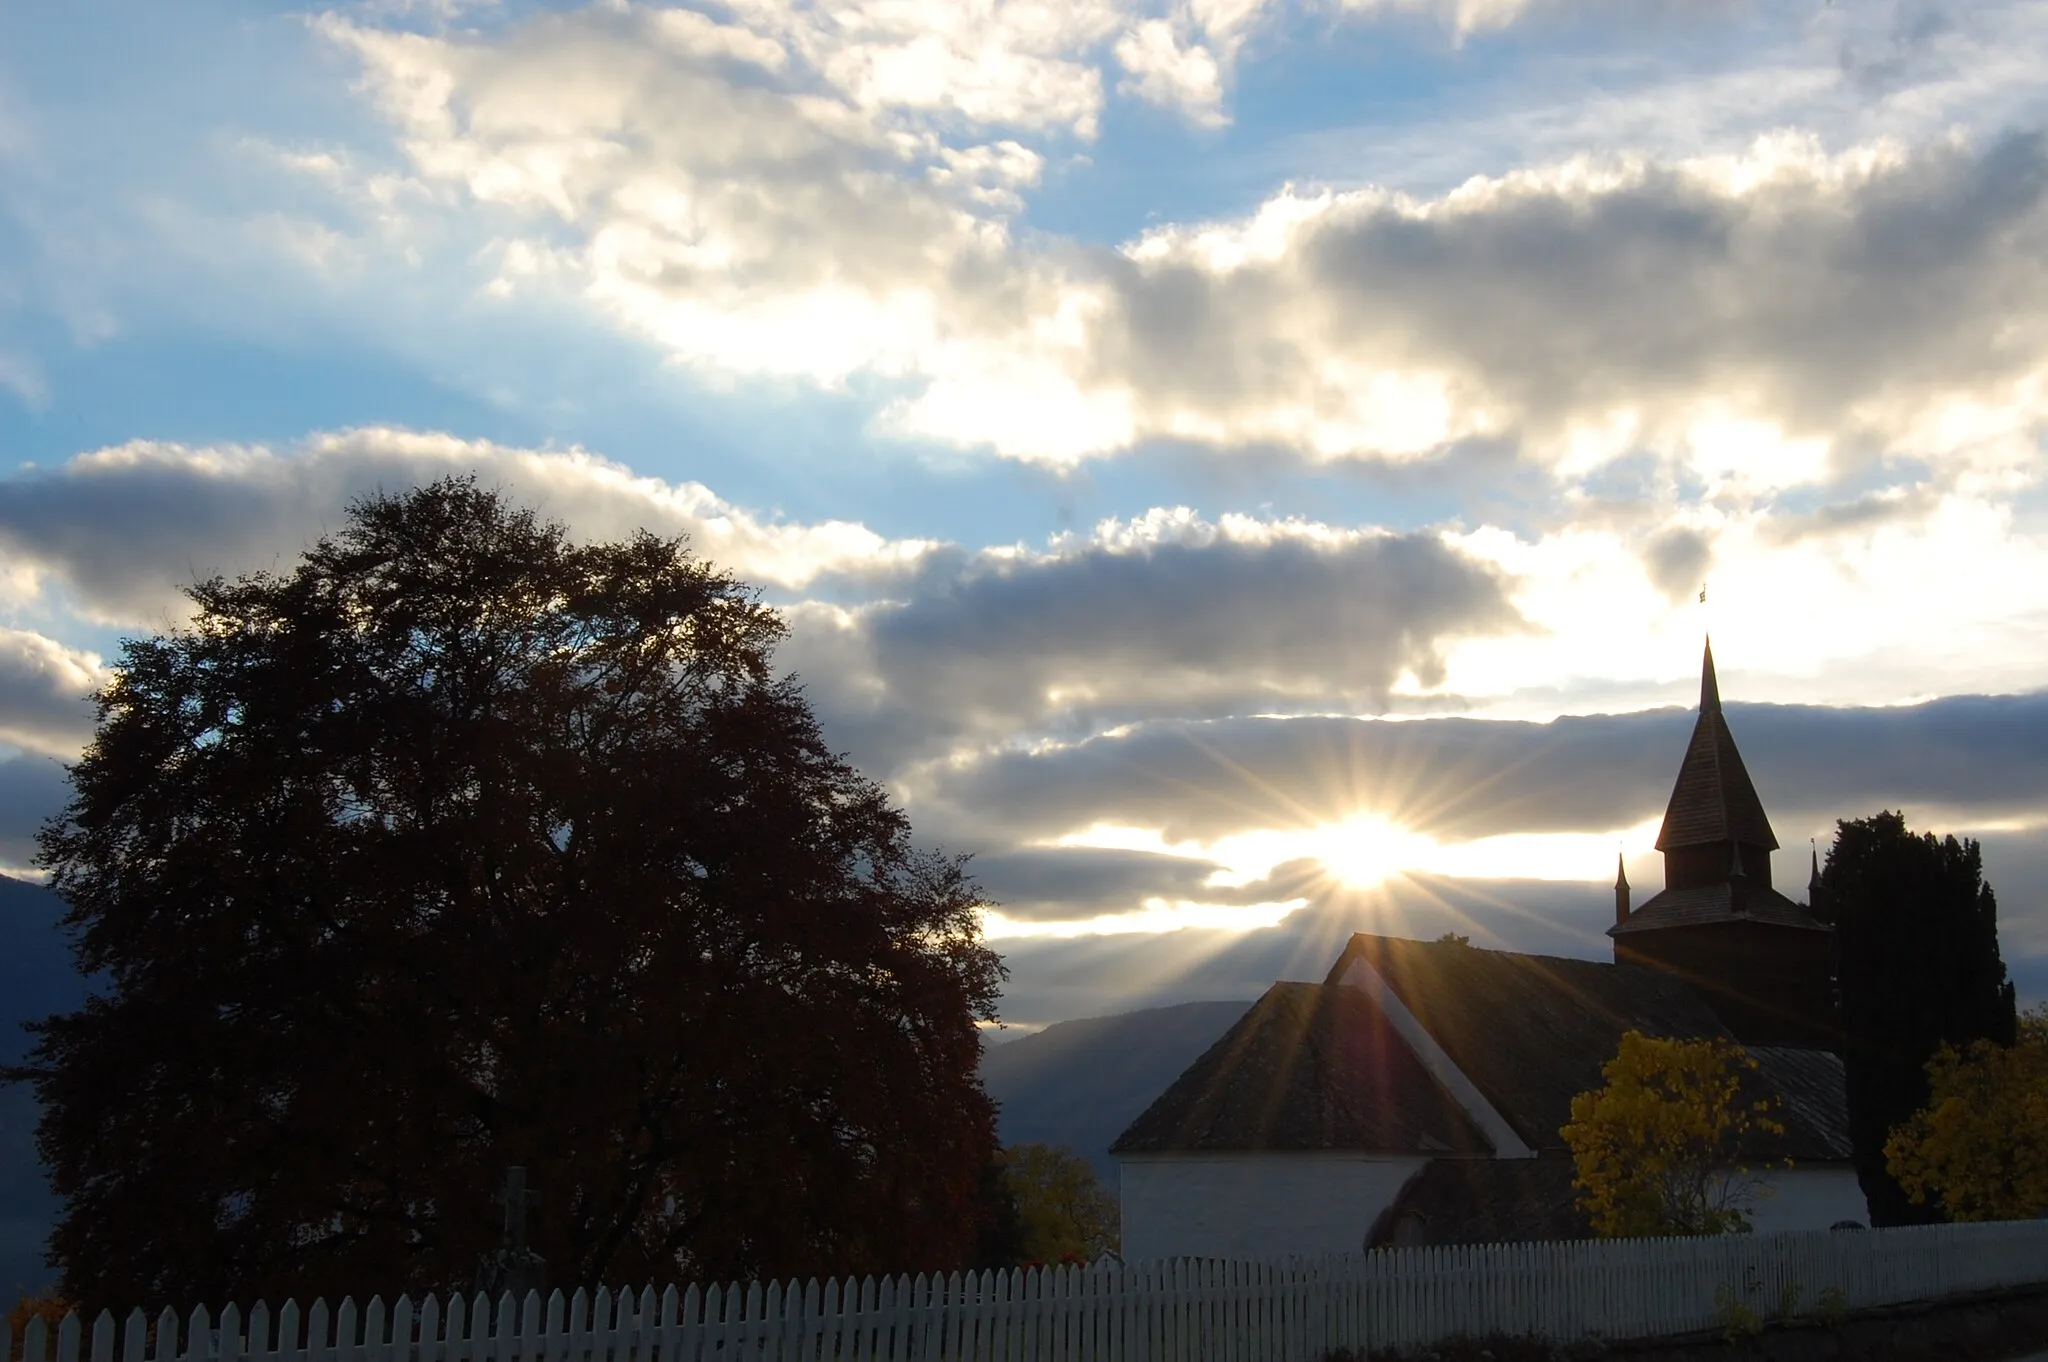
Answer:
786;529;1524;775
930;689;2048;851
0;433;909;625
1642;527;1712;602
972;847;1226;920
1838;0;1956;95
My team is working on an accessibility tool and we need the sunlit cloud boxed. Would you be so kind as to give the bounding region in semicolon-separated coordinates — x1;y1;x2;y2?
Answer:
980;896;1309;939
303;4;2048;475
1046;812;1663;900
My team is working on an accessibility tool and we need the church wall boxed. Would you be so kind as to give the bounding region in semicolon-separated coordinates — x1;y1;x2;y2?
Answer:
1117;1152;1429;1261
1662;842;1776;892
1617;923;1836;1047
1747;1165;1870;1232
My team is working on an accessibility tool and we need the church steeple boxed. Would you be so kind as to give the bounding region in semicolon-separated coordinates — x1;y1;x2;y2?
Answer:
1614;853;1630;927
1610;637;1836;1049
1654;637;1779;887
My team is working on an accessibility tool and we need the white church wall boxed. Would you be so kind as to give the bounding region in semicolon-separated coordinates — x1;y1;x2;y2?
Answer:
1746;1165;1870;1233
1118;1152;1429;1261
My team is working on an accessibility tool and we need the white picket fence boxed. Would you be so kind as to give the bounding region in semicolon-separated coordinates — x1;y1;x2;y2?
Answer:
10;1220;2048;1362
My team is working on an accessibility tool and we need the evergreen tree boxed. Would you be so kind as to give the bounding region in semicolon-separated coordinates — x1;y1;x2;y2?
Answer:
1823;810;2017;1226
5;479;1005;1310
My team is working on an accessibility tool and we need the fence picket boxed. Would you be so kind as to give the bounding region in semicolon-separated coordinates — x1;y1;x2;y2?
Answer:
33;1218;2048;1362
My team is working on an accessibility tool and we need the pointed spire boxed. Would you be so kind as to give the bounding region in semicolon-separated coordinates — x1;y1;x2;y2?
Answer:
1654;637;1778;854
1614;852;1631;927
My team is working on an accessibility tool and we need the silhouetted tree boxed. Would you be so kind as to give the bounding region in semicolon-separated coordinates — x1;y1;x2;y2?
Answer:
6;479;1004;1311
968;1154;1027;1271
1824;811;2017;1226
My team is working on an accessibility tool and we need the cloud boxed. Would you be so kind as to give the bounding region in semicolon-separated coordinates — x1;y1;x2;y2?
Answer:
317;5;2048;476
928;690;2048;856
1642;526;1711;603
0;632;104;761
780;510;1523;773
1070;132;2048;474
973;845;1230;920
0;351;48;411
1114;21;1226;127
0;429;931;625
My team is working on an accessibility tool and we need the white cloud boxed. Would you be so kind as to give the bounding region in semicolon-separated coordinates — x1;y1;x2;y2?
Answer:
1113;21;1226;127
0;350;48;410
312;6;2048;477
0;629;106;761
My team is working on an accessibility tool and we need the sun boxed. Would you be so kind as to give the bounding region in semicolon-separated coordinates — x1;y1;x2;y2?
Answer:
1308;813;1436;890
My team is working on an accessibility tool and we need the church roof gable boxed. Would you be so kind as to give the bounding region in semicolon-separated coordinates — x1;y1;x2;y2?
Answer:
1324;934;1735;1153
1109;981;1492;1156
1655;640;1780;853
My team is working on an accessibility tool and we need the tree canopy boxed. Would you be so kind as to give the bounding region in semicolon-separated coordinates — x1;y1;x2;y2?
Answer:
1884;1006;2048;1223
1823;811;2016;1225
1561;1031;1785;1238
8;479;1005;1310
990;1144;1119;1266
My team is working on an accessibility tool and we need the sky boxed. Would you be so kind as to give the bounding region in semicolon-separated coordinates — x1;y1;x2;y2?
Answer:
4;0;2048;1030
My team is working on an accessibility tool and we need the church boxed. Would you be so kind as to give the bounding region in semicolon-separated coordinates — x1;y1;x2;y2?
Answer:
1111;642;1866;1259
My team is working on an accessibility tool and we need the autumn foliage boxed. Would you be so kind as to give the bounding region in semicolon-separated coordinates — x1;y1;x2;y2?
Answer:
6;480;1005;1311
1562;1031;1786;1238
1884;1006;2048;1223
7;1294;73;1362
992;1144;1120;1265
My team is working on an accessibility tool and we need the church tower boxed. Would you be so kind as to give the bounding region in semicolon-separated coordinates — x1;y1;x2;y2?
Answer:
1609;640;1836;1047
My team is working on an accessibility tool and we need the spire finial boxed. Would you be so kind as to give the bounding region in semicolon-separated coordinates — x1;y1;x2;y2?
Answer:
1700;635;1721;713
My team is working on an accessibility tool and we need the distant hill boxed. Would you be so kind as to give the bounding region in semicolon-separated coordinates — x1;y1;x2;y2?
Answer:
979;1000;1254;1186
0;874;86;1297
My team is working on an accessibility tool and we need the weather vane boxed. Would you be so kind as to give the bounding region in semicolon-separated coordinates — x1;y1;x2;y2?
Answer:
1699;581;1707;605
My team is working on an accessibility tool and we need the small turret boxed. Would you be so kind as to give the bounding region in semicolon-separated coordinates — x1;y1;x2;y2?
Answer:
1614;853;1631;927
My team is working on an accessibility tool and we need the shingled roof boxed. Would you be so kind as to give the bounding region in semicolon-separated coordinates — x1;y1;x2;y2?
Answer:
1322;934;1849;1160
1612;881;1832;935
1364;1048;1855;1247
1110;982;1493;1156
1656;640;1779;853
1325;934;1733;1154
1750;1046;1855;1160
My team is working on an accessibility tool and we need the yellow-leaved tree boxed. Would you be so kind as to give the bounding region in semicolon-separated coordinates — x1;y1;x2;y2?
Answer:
996;1144;1120;1265
1561;1031;1786;1237
1884;1005;2048;1222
